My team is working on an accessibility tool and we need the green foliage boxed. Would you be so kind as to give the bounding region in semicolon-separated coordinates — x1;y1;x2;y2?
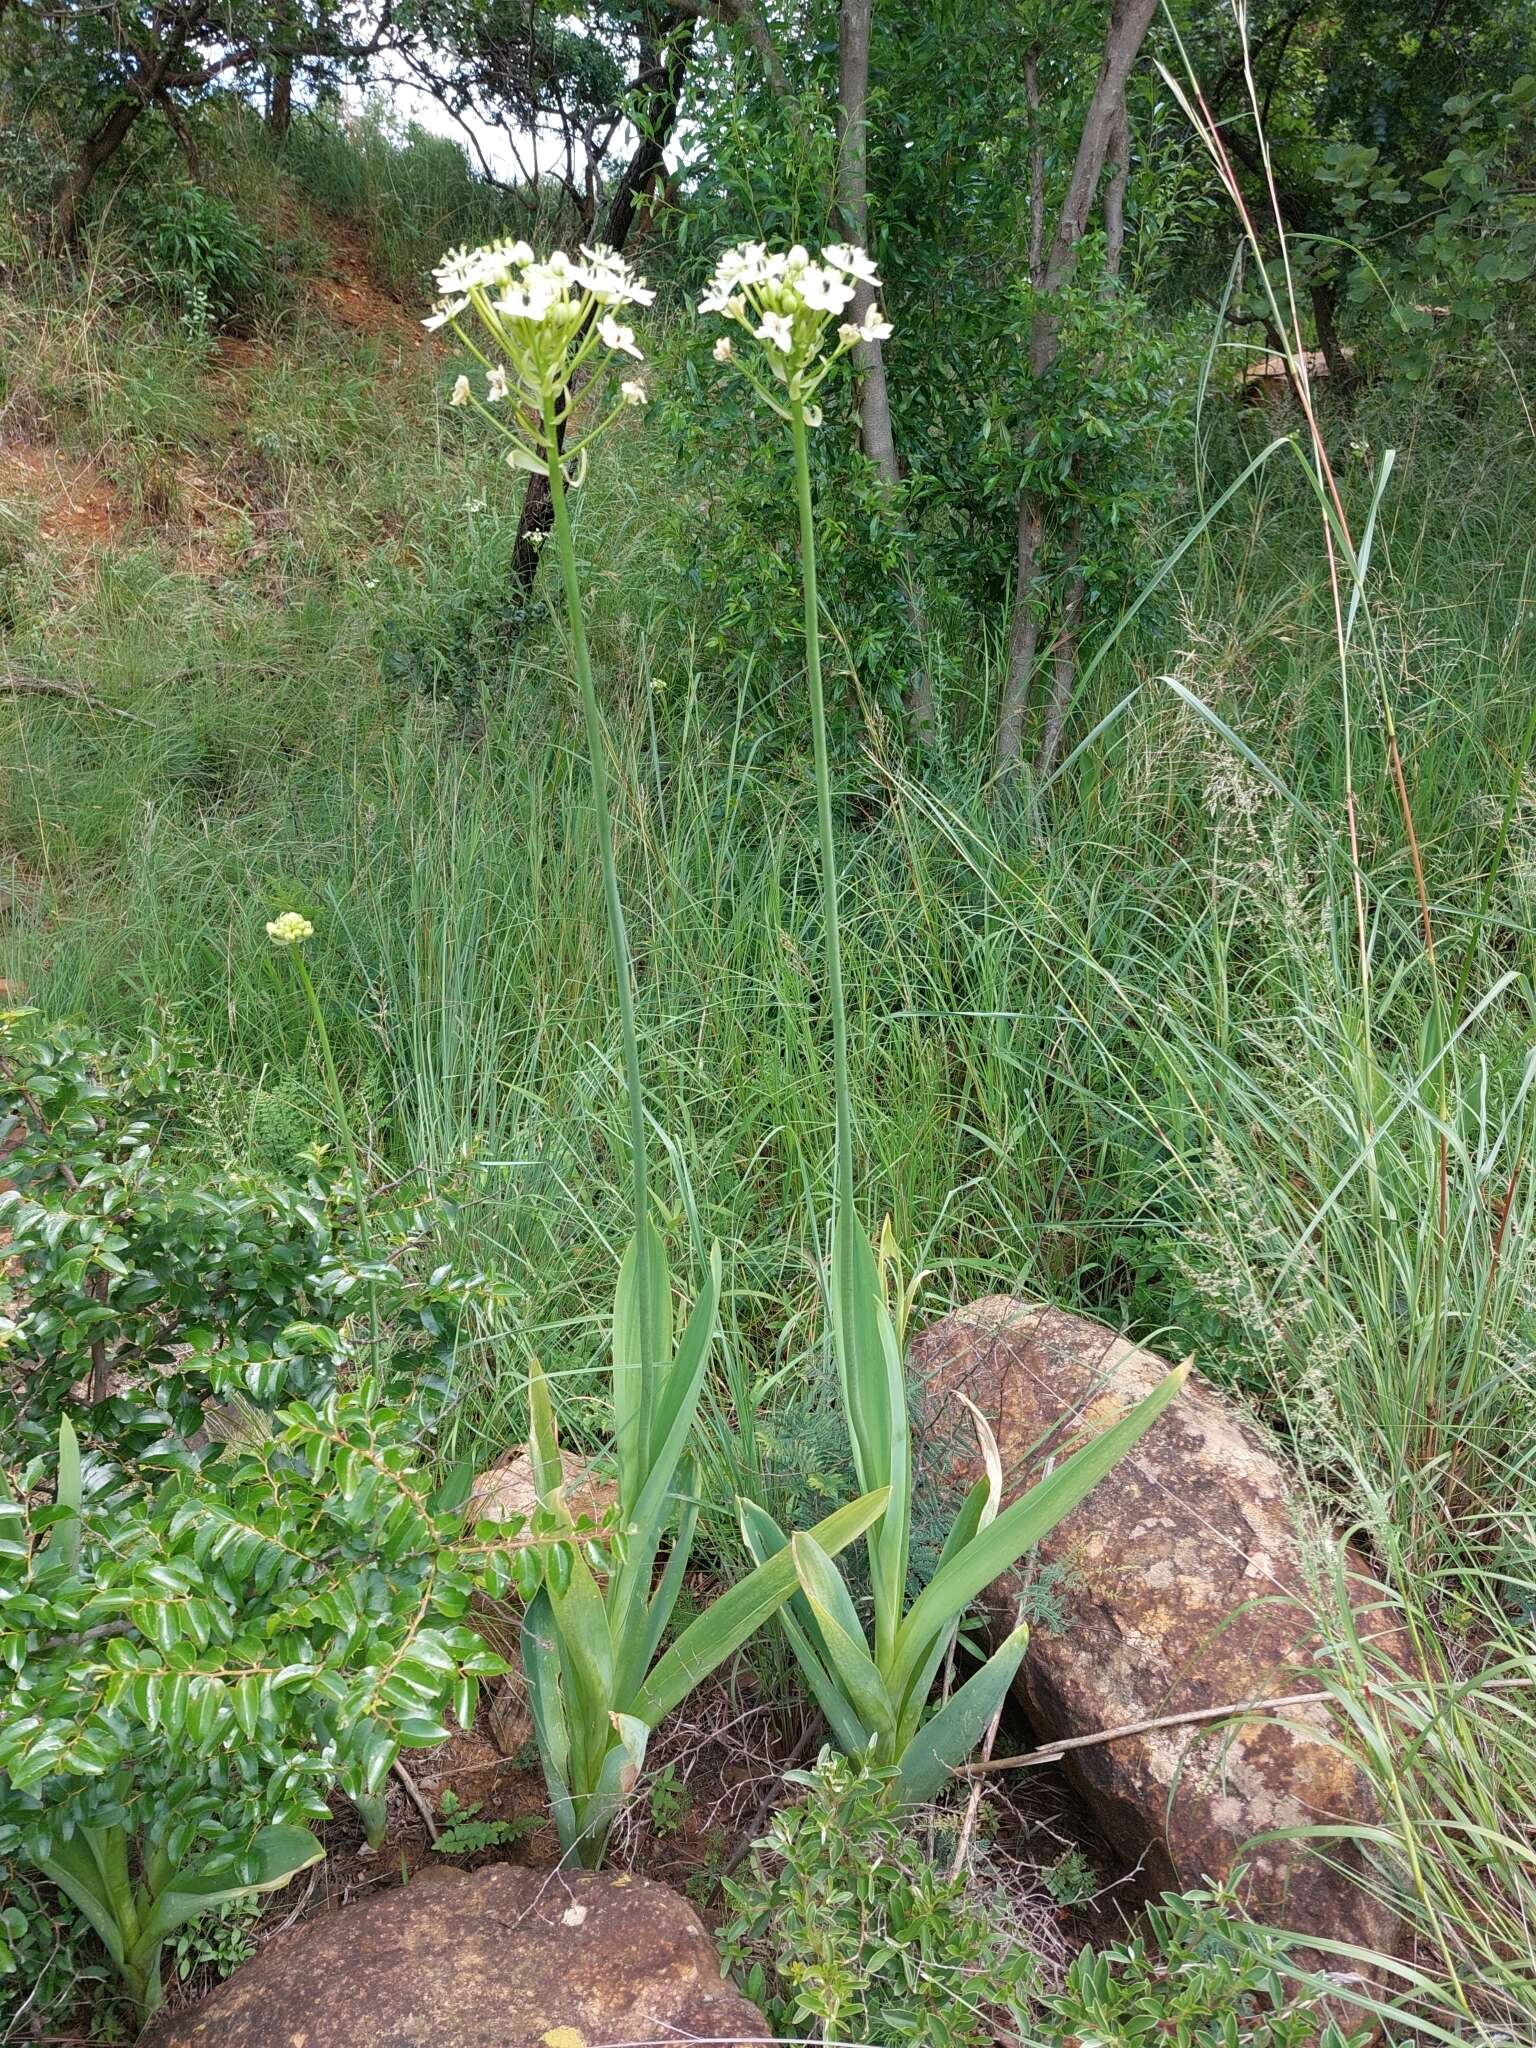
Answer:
125;185;276;338
430;1788;531;1856
0;1392;512;2017
168;1897;260;1984
1042;1847;1096;1907
722;1748;1038;2048
1317;76;1536;377
645;1762;690;1838
1041;1886;1373;2047
0;1008;489;1468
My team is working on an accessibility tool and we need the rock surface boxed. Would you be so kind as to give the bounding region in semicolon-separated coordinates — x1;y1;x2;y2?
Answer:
140;1863;766;2048
912;1297;1403;1953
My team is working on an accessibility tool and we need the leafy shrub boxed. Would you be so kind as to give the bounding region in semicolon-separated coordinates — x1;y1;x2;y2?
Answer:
0;1007;485;1468
1040;1887;1375;2048
722;1749;1038;2048
0;1004;617;2021
126;185;273;336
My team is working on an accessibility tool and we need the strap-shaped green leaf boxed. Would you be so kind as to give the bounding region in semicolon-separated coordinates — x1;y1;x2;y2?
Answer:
614;1462;700;1706
894;1623;1030;1805
39;1835;125;1969
631;1485;890;1728
50;1413;81;1573
829;1218;910;1661
739;1498;873;1753
890;1361;1189;1702
791;1534;894;1739
613;1219;670;1508
521;1589;576;1848
129;1825;323;1967
526;1357;566;1508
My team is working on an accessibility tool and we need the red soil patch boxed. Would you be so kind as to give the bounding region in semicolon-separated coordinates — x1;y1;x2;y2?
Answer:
0;440;136;549
308;219;427;349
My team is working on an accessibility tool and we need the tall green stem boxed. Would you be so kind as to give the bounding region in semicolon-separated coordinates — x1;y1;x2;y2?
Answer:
541;394;654;1409
790;399;856;1224
292;949;378;1356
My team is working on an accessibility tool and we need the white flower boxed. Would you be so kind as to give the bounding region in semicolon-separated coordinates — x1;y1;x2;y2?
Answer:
859;303;893;342
421;296;468;332
802;402;823;427
579;243;655;307
266;912;313;947
757;311;794;353
712;336;735;363
598;315;643;359
837;322;862;347
486;365;509;402
621;379;647;406
823;242;881;286
799;264;855;314
449;374;471;407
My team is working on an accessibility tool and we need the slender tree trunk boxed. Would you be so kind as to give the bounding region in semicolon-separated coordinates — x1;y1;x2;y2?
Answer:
992;0;1156;786
1033;515;1085;781
1310;276;1351;392
1103;94;1129;280
510;11;694;594
53;98;145;242
1034;93;1128;785
268;59;294;138
50;2;207;243
837;0;934;743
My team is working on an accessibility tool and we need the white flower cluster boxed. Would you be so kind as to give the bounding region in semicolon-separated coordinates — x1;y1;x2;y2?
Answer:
423;239;655;475
698;241;892;421
266;911;313;947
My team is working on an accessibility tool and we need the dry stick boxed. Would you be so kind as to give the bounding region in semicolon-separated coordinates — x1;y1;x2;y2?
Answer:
3;674;149;720
960;1673;1536;1779
948;1588;1028;1879
392;1758;440;1844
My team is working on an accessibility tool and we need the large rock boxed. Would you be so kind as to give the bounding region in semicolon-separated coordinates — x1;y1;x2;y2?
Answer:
912;1298;1402;1954
140;1864;765;2048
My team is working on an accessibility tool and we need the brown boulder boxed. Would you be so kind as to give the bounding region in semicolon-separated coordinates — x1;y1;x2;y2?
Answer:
139;1863;765;2048
912;1298;1402;1954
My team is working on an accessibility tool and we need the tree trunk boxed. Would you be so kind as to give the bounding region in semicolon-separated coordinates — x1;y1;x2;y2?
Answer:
1034;515;1085;781
50;2;208;243
52;97;147;243
838;0;934;743
268;59;294;138
509;11;694;595
991;0;1156;786
1310;276;1351;393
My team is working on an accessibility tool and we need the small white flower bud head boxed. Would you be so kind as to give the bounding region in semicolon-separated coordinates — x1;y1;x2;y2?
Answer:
823;242;881;286
422;296;468;332
802;402;823;428
712;336;735;363
621;379;647;407
449;375;471;407
757;311;794;353
598;315;643;359
837;322;861;348
486;365;509;402
859;304;893;342
266;912;314;947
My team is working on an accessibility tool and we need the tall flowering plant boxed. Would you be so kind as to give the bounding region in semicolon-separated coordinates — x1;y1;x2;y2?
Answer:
427;242;887;1865
704;243;1188;1801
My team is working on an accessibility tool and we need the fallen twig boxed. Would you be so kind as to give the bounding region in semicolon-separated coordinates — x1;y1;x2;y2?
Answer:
392;1757;440;1843
958;1688;1336;1776
3;673;150;722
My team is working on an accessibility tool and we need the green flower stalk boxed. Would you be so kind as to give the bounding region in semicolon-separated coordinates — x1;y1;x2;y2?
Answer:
266;911;377;1352
704;243;1188;1800
425;241;893;1869
425;237;658;1434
